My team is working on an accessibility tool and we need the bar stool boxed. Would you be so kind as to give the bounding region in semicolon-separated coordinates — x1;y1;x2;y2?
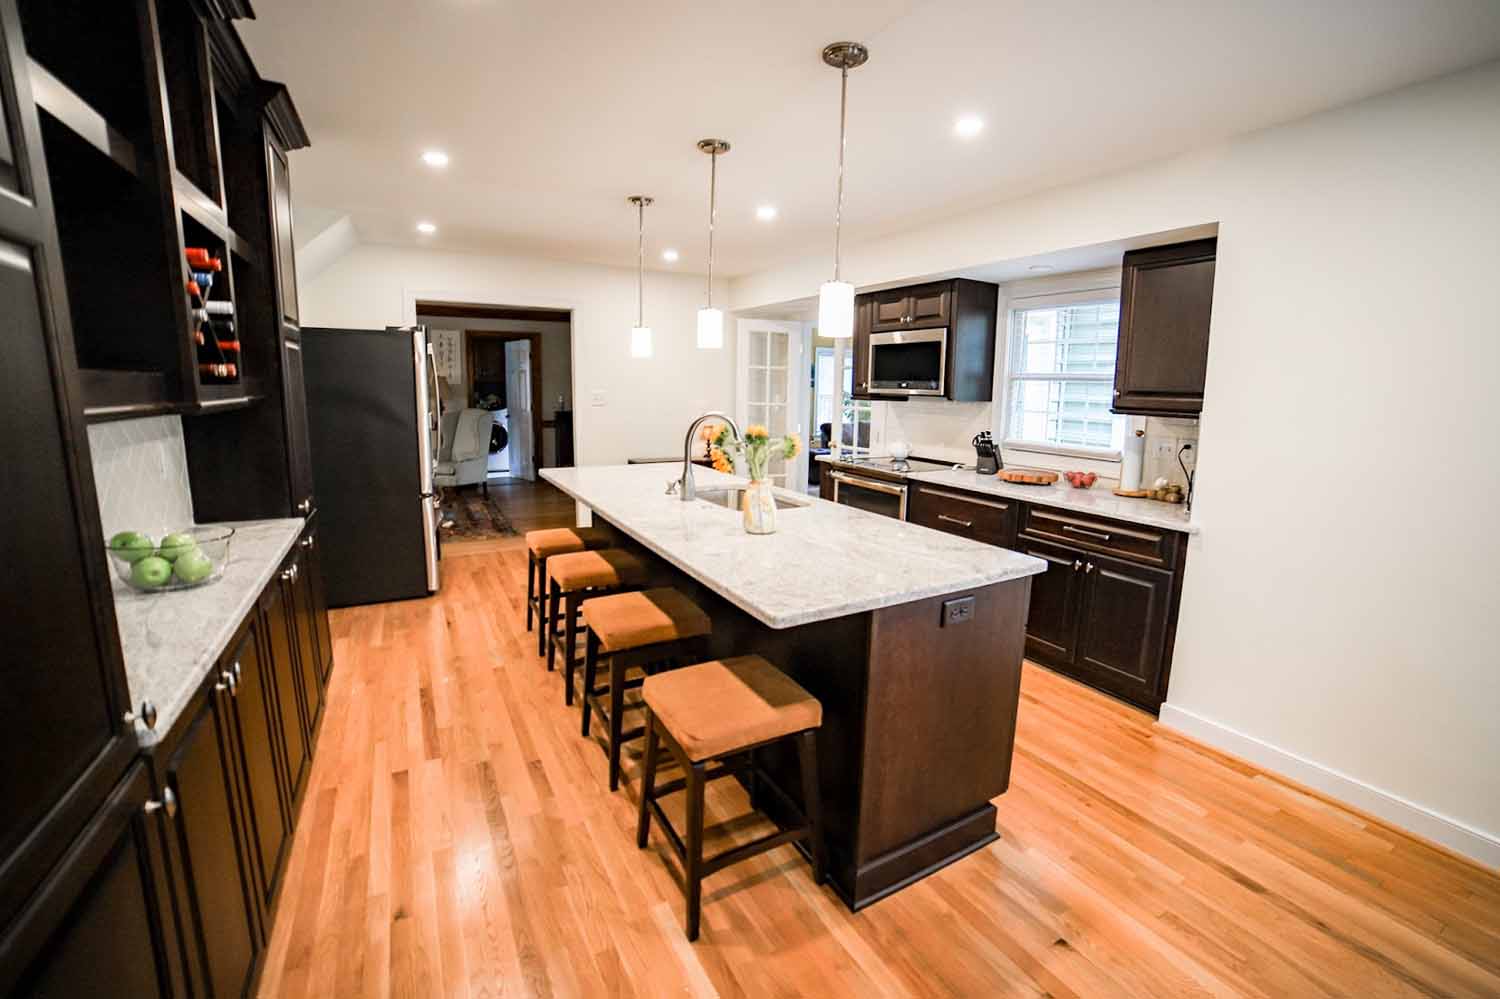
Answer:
545;548;650;684
578;588;712;791
524;527;610;657
636;654;824;942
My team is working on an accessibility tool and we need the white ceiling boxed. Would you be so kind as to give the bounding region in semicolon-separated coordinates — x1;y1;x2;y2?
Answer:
239;0;1500;278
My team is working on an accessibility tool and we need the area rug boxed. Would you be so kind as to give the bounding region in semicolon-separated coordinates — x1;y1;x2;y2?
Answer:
440;488;519;541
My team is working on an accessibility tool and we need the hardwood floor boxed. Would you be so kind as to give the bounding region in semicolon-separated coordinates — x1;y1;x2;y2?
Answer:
257;545;1500;998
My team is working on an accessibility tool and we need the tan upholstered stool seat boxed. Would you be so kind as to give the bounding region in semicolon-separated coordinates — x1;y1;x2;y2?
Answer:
549;549;649;592
525;526;611;559
643;655;822;762
581;588;711;653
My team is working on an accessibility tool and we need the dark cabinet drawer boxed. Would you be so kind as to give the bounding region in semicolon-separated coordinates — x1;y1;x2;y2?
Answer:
1019;506;1178;569
907;484;1017;548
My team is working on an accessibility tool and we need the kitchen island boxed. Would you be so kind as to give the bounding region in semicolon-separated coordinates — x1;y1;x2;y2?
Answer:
541;463;1045;910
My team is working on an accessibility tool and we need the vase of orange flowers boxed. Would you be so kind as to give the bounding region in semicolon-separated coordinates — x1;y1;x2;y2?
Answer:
710;424;801;535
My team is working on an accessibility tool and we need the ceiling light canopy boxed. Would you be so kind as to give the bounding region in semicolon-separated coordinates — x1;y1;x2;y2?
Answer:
416;221;437;234
661;248;679;263
953;114;984;139
628;196;654;358
818;41;868;340
420;149;449;168
696;139;730;350
756;203;778;221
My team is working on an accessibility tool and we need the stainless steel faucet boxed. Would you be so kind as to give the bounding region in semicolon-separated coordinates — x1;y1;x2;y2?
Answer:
669;411;741;501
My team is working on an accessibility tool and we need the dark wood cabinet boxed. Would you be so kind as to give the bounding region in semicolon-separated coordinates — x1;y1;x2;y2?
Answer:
282;336;315;516
0;763;184;998
159;680;262;999
262;564;311;802
852;278;997;401
1113;238;1216;416
222;614;290;910
1073;553;1174;709
267;135;297;326
301;527;335;681
1018;539;1087;665
907;482;1018;548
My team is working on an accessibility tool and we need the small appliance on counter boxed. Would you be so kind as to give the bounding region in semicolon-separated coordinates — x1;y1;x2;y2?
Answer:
972;432;1001;475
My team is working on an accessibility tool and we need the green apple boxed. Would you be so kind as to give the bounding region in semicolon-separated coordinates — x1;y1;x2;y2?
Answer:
172;548;214;584
131;555;173;589
109;531;155;563
158;531;198;562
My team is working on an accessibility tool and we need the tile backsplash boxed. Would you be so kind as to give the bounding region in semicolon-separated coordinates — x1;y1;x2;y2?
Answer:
87;415;194;538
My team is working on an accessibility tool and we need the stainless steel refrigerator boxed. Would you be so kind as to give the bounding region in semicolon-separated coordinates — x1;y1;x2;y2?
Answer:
301;326;441;606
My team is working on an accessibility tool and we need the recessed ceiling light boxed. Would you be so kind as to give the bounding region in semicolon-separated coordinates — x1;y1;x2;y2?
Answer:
1027;264;1054;273
420;149;449;168
954;114;984;139
756;204;778;221
661;248;679;263
416;221;437;235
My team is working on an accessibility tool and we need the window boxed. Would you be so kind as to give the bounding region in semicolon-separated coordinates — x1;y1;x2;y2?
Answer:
1005;295;1124;455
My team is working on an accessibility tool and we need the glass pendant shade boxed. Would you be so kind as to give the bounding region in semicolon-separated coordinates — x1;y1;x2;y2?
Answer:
696;307;724;349
818;280;855;339
630;325;653;358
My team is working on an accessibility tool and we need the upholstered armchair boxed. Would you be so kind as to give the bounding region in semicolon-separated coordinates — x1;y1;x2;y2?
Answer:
434;408;491;492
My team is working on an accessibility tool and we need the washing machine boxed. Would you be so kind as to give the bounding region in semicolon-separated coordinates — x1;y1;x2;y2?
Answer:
487;408;511;476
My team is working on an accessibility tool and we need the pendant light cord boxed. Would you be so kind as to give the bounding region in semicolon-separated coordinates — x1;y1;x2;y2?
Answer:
706;149;717;308
834;64;848;282
636;198;645;327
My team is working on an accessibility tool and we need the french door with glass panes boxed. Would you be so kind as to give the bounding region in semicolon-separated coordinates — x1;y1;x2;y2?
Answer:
735;319;806;489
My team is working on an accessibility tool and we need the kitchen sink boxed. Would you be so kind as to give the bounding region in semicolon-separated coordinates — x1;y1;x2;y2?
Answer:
695;487;810;511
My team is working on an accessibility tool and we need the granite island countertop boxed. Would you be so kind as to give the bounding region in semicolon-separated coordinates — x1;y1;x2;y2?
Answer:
905;467;1198;534
541;463;1045;629
111;517;305;743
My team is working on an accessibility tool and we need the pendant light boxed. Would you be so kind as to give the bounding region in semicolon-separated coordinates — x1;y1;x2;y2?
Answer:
818;42;868;339
696;138;729;349
627;195;654;358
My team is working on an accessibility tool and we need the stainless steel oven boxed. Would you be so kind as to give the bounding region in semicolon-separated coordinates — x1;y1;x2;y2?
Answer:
829;469;908;519
868;327;947;396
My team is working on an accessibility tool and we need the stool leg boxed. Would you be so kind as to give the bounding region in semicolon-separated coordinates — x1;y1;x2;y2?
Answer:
562;594;581;701
580;631;600;736
797;731;826;886
525;552;536;633
546;579;561;671
636;711;659;848
684;761;706;941
607;653;628;791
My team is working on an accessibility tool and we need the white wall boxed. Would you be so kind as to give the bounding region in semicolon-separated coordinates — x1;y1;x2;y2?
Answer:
300;244;735;466
733;61;1500;865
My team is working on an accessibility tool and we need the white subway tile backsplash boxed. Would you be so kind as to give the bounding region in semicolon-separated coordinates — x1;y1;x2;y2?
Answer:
87;415;194;539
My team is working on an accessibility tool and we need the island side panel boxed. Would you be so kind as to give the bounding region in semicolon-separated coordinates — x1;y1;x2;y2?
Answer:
851;575;1032;905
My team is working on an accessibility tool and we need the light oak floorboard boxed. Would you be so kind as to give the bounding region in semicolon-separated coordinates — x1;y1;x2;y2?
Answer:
258;546;1500;998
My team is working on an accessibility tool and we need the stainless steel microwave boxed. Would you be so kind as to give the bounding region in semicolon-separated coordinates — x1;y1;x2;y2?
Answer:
868;327;947;396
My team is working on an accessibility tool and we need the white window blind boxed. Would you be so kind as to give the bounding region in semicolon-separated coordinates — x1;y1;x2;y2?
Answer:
1005;295;1124;455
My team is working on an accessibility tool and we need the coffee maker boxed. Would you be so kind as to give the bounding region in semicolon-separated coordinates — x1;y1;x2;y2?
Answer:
972;432;1002;475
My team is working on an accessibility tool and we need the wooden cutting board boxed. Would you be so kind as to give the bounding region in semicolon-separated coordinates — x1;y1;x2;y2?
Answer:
997;468;1058;485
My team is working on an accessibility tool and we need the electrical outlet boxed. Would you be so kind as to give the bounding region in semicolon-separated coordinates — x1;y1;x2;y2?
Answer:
941;595;976;627
1149;437;1175;459
590;391;606;407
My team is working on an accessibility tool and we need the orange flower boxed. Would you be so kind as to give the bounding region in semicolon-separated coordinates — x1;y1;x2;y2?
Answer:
784;435;802;458
710;447;733;474
745;424;769;440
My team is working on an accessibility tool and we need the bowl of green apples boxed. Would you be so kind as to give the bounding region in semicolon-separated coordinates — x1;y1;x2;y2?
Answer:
107;526;234;593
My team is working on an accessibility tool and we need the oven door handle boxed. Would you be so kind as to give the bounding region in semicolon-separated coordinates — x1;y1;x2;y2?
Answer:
829;470;910;519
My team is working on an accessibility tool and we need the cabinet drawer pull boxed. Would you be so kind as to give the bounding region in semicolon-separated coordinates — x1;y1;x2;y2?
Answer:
1062;525;1112;542
143;787;177;819
937;514;973;528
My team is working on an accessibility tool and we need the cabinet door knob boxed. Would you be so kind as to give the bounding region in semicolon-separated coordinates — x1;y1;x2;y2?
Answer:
144;787;178;819
220;670;238;697
123;699;158;731
301;536;315;550
231;660;242;684
1085;562;1095;574
297;498;312;514
1072;560;1082;572
280;567;294;581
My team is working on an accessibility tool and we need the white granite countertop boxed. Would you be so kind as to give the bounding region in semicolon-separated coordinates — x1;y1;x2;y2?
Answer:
540;464;1044;629
905;467;1198;534
111;517;304;743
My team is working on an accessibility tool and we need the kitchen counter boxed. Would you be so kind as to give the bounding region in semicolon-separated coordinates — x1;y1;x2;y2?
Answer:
907;467;1197;533
541;461;1042;910
111;517;304;743
540;463;1044;628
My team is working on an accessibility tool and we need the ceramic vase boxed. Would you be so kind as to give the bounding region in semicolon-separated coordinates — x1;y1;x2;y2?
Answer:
741;479;777;535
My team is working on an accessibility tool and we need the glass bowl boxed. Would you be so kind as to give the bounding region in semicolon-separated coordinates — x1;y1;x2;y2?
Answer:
106;526;235;593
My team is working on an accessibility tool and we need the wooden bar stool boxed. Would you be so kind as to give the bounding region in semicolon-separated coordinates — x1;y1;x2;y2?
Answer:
578;588;711;791
635;654;824;941
524;526;610;657
545;548;649;685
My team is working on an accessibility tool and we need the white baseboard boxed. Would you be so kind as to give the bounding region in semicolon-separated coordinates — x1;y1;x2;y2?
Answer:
1158;702;1500;871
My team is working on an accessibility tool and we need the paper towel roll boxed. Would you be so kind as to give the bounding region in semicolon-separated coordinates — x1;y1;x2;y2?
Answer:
1120;422;1146;492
